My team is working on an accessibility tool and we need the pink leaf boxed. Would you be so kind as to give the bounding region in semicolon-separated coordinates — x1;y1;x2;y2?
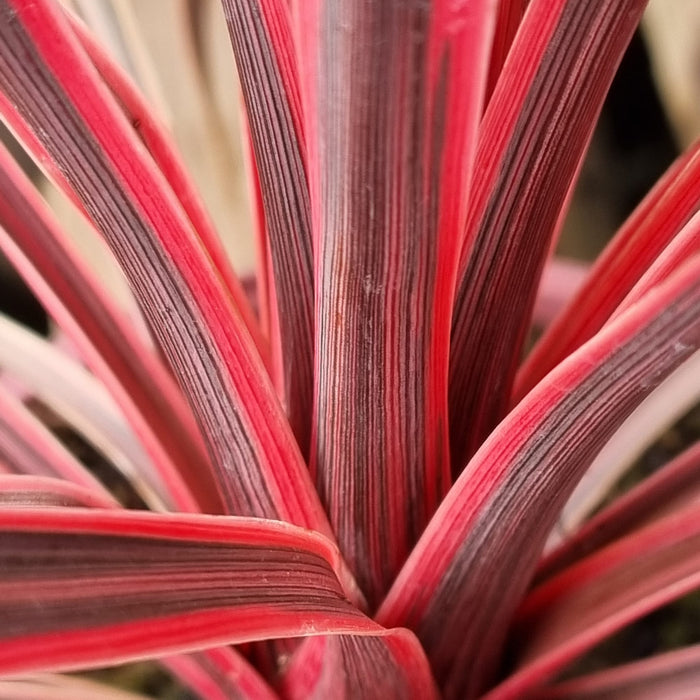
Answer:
517;140;700;402
0;509;372;675
378;257;700;699
0;0;329;532
0;141;218;514
298;0;495;607
496;503;700;699
221;0;314;455
537;440;700;582
449;0;648;470
540;644;700;700
0;474;117;509
0;385;115;500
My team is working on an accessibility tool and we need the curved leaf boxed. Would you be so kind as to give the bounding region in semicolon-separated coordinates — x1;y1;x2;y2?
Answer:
378;257;700;699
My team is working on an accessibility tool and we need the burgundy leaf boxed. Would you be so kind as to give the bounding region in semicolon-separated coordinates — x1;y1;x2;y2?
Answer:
298;0;495;607
0;384;114;500
495;503;700;699
163;648;278;700
66;12;270;368
449;0;648;471
0;509;372;675
516;140;700;402
378;257;700;699
484;0;528;106
540;644;700;700
0;0;329;533
281;633;438;700
0;474;117;509
221;0;314;456
537;440;700;582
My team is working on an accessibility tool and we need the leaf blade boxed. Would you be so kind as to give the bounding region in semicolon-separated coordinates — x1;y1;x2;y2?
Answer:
0;509;370;676
449;0;648;470
0;0;328;531
378;256;700;699
300;0;495;606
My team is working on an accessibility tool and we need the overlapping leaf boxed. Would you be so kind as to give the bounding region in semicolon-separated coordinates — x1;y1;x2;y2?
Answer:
517;140;700;401
0;141;215;513
449;0;649;470
298;0;495;607
0;509;368;675
493;503;700;699
379;257;700;699
0;0;328;531
221;0;314;455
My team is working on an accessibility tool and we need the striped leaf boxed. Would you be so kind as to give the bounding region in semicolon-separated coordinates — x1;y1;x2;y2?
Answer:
0;509;370;675
537;440;700;582
541;644;700;700
0;384;114;500
497;503;700;699
298;0;495;607
448;0;648;470
378;257;700;699
517;140;700;402
221;0;314;456
0;0;328;531
0;141;217;513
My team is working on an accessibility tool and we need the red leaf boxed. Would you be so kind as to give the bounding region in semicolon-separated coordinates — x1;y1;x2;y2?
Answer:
516;140;700;402
221;0;314;455
0;141;218;513
0;0;329;532
537;440;700;582
496;503;700;699
281;633;438;700
449;0;648;471
163;648;278;700
0;474;117;509
483;0;528;107
0;509;371;675
540;644;700;700
297;0;495;607
0;385;114;500
66;12;270;369
378;257;700;699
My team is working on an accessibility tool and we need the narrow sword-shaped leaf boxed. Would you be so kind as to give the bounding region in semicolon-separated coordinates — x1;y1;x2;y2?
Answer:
0;509;373;676
0;384;115;500
490;503;700;699
0;142;217;514
378;258;700;699
537;440;700;581
516;140;700;402
449;0;648;471
66;11;269;367
0;673;152;700
611;208;700;318
540;644;700;700
0;314;172;511
298;0;495;607
0;474;118;509
221;0;314;456
0;0;329;532
557;349;700;537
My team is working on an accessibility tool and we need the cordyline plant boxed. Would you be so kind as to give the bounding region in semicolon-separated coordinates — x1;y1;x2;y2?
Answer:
0;0;700;697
